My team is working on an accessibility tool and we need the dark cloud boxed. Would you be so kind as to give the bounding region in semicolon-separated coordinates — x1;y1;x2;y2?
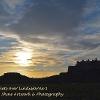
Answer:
1;0;100;51
2;0;93;51
0;0;100;61
10;0;86;34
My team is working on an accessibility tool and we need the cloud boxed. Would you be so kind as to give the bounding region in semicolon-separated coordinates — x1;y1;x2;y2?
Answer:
0;0;88;50
0;0;34;26
73;46;100;61
4;0;91;52
10;0;86;34
7;0;100;51
0;0;100;77
0;0;99;52
0;34;18;55
3;0;25;9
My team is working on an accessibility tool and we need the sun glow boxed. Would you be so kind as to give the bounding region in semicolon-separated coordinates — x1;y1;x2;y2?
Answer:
15;49;32;67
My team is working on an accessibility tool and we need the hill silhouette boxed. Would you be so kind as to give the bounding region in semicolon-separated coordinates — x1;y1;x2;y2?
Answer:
0;59;100;84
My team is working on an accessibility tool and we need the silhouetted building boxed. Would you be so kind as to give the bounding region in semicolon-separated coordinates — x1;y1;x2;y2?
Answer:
67;59;100;82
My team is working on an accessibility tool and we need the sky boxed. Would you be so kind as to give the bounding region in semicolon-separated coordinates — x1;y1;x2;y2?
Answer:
0;0;100;78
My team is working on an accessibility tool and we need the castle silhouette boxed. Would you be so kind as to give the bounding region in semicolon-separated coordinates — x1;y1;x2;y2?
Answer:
0;58;100;84
68;58;100;75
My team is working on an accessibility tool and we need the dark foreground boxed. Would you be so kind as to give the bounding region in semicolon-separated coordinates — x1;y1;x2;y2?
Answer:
0;83;100;100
